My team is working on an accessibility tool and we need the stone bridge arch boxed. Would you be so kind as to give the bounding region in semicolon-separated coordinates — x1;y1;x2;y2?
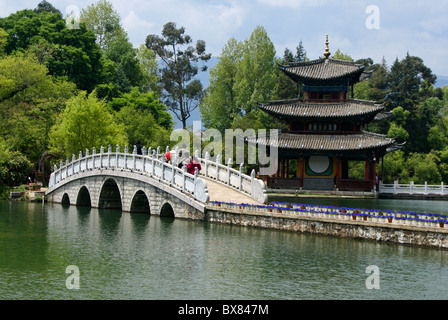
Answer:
45;169;206;220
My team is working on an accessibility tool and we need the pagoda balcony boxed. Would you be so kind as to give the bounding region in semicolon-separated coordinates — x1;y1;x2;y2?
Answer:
265;177;375;192
266;177;303;189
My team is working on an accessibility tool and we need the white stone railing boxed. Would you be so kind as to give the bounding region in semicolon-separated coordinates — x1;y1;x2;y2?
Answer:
379;181;448;196
193;151;268;204
48;145;209;203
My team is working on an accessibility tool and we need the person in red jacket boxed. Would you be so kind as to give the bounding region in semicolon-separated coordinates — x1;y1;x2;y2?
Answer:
187;157;201;175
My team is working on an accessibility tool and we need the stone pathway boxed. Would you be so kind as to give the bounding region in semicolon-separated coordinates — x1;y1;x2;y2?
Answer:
202;177;262;205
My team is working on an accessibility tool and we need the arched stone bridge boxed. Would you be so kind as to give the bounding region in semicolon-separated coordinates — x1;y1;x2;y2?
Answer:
45;145;267;219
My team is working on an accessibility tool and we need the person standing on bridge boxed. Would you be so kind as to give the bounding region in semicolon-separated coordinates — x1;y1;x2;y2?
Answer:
135;140;142;155
165;151;171;163
187;156;201;175
177;143;189;169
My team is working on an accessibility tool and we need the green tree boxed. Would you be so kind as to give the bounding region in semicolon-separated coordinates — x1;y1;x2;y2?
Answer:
0;52;77;163
0;28;7;57
381;150;409;183
332;49;353;61
0;142;31;187
386;53;436;111
80;0;124;51
103;32;144;93
406;153;441;184
34;0;62;17
0;53;49;103
136;44;160;94
200;37;242;133
115;105;172;150
0;8;103;91
273;41;307;101
48;91;127;158
146;22;211;129
387;122;409;144
234;26;277;114
200;26;281;132
108;87;173;129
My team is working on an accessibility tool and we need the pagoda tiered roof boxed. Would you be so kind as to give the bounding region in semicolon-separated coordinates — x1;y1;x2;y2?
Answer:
248;131;397;153
259;98;385;121
278;58;366;86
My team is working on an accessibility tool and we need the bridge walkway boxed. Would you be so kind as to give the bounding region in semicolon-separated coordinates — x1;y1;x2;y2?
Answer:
203;178;262;205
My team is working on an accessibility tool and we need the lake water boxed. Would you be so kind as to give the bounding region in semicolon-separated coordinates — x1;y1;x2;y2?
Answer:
1;199;448;300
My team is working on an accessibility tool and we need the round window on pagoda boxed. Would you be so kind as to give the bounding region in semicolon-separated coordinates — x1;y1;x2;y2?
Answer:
307;156;332;175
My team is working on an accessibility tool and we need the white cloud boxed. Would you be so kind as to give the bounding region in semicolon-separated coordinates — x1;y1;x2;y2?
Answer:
115;0;248;56
256;0;329;8
122;10;153;31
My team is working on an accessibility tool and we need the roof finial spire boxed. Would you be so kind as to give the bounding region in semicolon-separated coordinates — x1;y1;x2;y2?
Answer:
323;34;330;59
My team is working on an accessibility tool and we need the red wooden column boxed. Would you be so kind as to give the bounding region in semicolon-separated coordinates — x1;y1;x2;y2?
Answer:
373;156;377;187
365;158;370;181
300;157;305;187
336;157;340;189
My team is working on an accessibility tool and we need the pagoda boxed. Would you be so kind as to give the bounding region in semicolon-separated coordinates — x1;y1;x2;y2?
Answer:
253;35;401;192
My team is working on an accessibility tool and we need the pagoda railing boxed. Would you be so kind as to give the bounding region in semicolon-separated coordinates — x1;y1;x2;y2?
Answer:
337;179;373;192
266;177;302;189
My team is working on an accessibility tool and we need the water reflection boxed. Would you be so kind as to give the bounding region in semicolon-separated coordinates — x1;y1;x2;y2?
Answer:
1;201;448;299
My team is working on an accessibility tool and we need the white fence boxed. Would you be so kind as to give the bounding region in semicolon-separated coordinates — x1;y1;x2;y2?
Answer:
48;145;209;203
379;181;448;196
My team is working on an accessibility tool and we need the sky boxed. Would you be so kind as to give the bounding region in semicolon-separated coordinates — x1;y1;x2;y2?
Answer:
1;0;447;77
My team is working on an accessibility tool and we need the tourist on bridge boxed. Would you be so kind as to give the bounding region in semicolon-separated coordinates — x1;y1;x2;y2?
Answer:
177;144;190;169
187;156;201;175
165;151;171;163
135;140;142;155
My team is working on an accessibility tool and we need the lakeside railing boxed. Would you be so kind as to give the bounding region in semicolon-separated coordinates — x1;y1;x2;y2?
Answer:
379;181;448;196
208;200;448;230
48;145;210;203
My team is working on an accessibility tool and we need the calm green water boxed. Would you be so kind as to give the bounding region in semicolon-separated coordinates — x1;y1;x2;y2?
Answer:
1;200;448;300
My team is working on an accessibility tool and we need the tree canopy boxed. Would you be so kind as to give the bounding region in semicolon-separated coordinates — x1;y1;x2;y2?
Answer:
146;22;211;129
48;90;128;158
0;8;103;91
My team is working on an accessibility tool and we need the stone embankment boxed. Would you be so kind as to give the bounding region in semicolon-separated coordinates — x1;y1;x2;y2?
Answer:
205;201;448;249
